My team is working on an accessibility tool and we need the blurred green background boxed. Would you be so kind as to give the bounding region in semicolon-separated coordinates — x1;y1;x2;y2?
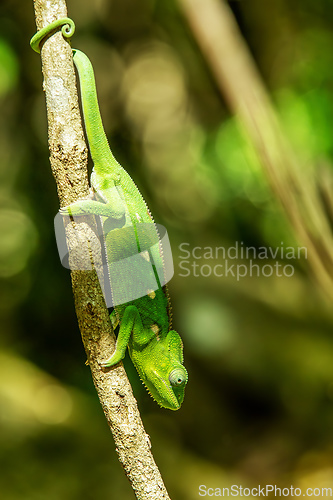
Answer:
1;0;333;498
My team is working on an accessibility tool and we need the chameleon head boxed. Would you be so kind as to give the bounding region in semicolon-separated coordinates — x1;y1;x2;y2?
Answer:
132;330;188;410
148;362;188;410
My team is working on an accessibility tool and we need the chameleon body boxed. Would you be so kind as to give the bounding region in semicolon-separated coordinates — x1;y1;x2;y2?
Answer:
31;19;187;410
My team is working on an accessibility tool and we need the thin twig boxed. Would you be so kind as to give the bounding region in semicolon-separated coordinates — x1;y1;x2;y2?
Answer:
179;0;333;300
31;1;171;498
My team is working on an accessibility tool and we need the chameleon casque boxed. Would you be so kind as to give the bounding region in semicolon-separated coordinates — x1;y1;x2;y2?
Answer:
31;18;188;410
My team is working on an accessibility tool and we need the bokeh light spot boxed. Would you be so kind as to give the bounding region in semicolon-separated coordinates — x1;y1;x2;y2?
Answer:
0;209;38;277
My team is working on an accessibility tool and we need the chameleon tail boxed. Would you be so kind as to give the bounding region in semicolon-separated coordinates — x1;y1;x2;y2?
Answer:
30;18;119;177
73;49;120;175
30;18;75;54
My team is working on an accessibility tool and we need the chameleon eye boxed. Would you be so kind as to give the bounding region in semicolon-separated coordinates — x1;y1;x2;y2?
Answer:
169;368;187;387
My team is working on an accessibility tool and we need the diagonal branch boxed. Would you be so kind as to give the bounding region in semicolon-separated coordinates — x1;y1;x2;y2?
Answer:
31;1;171;498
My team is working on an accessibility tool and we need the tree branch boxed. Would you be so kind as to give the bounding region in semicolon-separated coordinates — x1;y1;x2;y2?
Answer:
179;0;333;300
31;1;171;498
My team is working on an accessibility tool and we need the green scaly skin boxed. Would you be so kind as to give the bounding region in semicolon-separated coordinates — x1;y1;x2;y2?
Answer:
31;19;188;410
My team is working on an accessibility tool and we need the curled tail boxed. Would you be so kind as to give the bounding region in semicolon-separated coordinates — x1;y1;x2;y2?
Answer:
30;18;75;54
30;18;120;176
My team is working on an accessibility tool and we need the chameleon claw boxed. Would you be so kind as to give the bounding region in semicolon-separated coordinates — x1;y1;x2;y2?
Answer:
99;362;109;371
98;354;121;369
59;206;71;215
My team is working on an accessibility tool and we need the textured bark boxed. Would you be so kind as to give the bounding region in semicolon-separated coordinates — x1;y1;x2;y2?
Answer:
31;1;171;498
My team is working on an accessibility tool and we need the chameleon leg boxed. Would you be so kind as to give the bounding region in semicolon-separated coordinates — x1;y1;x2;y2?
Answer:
60;198;125;219
100;305;143;367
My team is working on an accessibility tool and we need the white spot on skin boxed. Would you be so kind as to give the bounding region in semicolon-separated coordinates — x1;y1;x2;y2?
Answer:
140;250;150;262
151;324;160;340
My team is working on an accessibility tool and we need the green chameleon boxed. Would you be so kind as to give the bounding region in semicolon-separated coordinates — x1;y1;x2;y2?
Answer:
30;18;188;410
